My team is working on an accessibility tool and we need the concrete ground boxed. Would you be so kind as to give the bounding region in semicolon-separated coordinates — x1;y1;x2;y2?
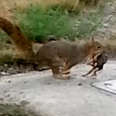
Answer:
0;61;116;116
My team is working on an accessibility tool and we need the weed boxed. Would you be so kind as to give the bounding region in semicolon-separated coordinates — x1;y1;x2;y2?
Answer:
15;5;72;41
72;8;104;39
14;3;104;41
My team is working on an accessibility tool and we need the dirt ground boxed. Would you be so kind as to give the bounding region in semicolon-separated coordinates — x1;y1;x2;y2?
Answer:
0;60;116;116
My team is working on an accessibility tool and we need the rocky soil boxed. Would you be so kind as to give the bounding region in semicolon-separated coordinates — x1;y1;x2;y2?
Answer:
0;61;38;77
96;0;116;40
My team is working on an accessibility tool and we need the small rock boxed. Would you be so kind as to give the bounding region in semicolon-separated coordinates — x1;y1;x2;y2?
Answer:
19;92;24;94
24;81;27;84
3;90;8;93
4;64;8;67
1;72;7;75
78;83;82;86
47;82;51;85
5;94;10;98
0;98;4;101
20;100;30;106
8;80;12;83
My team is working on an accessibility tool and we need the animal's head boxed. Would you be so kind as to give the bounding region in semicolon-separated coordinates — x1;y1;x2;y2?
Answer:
86;37;104;64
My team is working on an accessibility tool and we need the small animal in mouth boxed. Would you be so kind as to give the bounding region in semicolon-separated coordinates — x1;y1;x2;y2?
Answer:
82;51;108;77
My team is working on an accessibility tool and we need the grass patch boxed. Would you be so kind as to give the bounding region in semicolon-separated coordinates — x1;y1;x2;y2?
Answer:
0;103;38;116
14;4;104;41
0;44;15;64
71;7;104;39
0;31;10;43
15;5;72;41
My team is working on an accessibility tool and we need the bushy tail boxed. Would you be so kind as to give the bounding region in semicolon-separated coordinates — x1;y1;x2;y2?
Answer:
0;17;34;59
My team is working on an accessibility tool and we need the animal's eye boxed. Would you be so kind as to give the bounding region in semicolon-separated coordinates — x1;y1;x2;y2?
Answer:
97;46;101;49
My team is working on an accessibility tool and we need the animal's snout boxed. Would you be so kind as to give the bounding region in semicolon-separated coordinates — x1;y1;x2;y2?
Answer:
86;50;102;65
86;57;93;65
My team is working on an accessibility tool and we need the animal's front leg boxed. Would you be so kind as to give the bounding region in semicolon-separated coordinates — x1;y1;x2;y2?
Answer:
82;67;95;77
91;67;99;78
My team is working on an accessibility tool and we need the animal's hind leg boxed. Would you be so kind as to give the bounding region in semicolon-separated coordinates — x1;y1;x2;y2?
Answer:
50;58;70;80
51;65;70;80
61;62;71;79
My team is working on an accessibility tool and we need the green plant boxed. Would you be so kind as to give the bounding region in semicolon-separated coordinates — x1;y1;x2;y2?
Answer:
15;5;72;41
71;7;104;39
14;2;104;41
0;31;9;43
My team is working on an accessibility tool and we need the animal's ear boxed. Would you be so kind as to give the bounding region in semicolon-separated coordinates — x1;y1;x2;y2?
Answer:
89;36;95;44
91;36;95;43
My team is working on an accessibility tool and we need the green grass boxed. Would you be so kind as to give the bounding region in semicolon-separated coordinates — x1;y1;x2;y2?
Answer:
14;4;104;41
15;5;73;41
0;31;10;43
0;104;37;116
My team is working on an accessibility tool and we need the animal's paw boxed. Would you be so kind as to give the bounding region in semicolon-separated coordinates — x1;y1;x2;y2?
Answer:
91;74;97;79
82;74;88;77
53;74;70;80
